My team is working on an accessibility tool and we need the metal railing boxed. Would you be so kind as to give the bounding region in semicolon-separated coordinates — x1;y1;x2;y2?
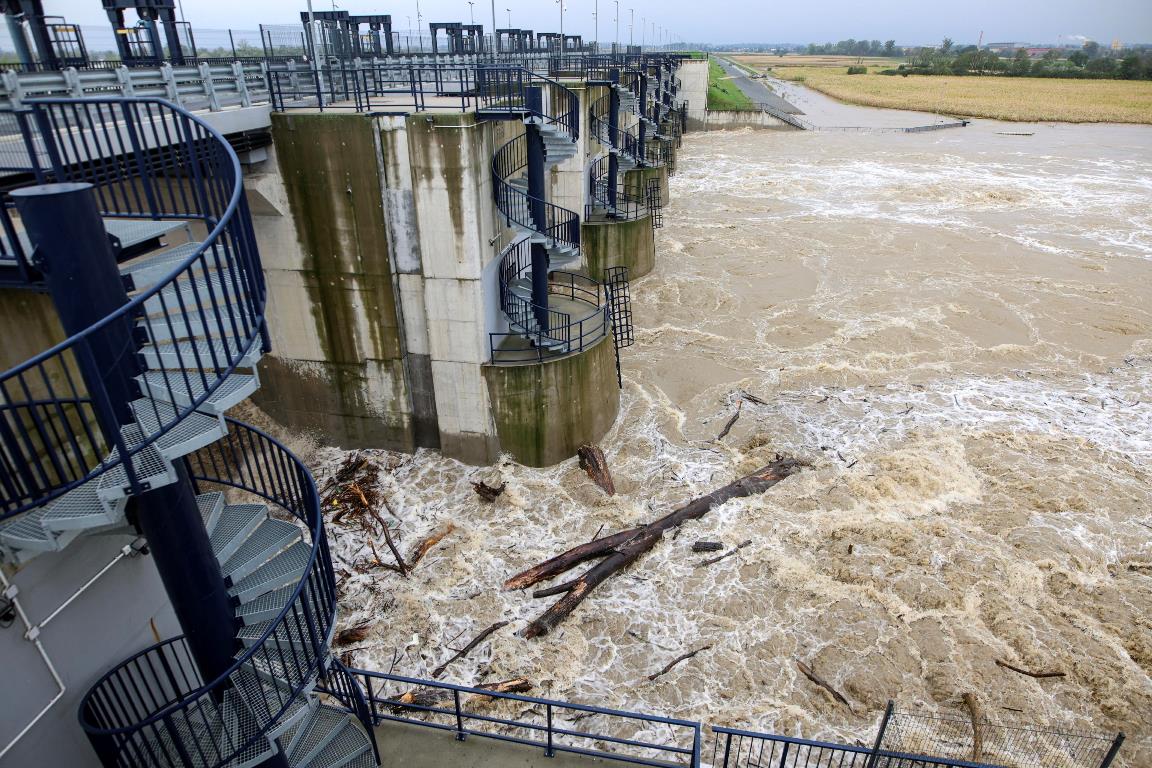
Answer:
589;90;643;163
346;667;703;767
0;97;267;519
476;65;580;140
267;61;483;113
490;238;608;365
79;419;336;768
586;155;646;220
491;133;581;251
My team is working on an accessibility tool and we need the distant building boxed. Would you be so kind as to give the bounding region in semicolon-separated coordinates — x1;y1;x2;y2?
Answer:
985;41;1028;54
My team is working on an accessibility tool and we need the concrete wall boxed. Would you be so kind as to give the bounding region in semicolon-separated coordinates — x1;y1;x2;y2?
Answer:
624;166;669;213
482;333;620;468
702;110;792;131
251;114;420;450
0;534;179;768
679;59;709;129
582;215;656;282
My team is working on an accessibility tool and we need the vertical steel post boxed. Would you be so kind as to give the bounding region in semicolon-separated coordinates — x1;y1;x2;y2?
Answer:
525;85;550;334
5;14;34;68
1098;733;1125;768
637;71;647;165
866;700;895;768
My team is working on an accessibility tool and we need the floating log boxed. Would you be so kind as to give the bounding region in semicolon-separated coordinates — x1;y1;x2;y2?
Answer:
335;623;373;646
717;401;743;440
692;541;724;553
994;659;1066;679
697;539;752;568
473;481;506;502
409;523;456;567
963;692;983;763
389;678;532;712
648;645;713;681
578;444;616;496
795;659;850;707
505;456;809;639
431;621;511;679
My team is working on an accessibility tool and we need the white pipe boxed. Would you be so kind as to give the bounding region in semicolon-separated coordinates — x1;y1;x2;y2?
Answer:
0;567;66;762
36;547;130;631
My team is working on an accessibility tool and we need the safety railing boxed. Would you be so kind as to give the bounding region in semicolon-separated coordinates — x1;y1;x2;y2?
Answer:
79;418;336;768
589;91;643;164
0;97;267;519
491;133;581;251
491;239;608;365
267;61;482;113
586;155;646;220
317;660;380;764
347;668;702;767
476;65;580;141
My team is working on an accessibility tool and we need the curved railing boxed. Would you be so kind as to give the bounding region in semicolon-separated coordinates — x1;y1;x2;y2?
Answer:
589;90;642;165
491;134;581;251
0;97;266;519
490;239;608;364
79;418;336;768
586;155;645;220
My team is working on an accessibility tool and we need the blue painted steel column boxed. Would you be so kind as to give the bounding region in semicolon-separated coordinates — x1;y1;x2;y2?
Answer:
11;183;139;438
5;15;34;67
12;183;241;689
607;69;621;209
525;86;551;334
637;71;648;166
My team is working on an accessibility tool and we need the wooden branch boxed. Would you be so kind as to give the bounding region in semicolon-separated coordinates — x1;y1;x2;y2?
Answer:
408;523;457;567
431;621;510;678
994;659;1066;679
390;678;532;712
335;623;373;646
505;457;809;639
381;524;409;576
648;645;713;681
795;660;850;707
698;539;752;567
963;692;983;763
473;481;506;502
692;541;724;553
717;401;743;440
578;444;616;496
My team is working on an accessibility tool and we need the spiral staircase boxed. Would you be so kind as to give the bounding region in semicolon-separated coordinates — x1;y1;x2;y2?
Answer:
0;98;377;768
482;68;611;360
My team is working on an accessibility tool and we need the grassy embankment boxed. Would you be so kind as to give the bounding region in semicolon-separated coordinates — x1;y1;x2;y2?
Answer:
731;54;1152;124
707;59;756;111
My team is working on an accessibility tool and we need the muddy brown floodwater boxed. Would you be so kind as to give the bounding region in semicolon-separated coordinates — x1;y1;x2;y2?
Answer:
311;118;1152;767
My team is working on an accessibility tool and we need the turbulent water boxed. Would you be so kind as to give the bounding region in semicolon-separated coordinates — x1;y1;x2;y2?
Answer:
309;120;1152;766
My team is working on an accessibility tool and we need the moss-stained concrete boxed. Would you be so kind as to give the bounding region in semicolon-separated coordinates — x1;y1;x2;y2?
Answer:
581;215;656;281
258;112;415;450
624;165;669;212
482;337;620;468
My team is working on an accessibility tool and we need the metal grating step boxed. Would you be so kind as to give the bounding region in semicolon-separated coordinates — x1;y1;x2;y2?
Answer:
129;399;227;462
288;705;350;767
136;697;226;768
339;749;379;768
96;425;178;505
231;664;312;738
105;218;190;250
198;491;226;535
210;503;267;565
39;480;128;533
0;508;82;558
138;308;245;344
139;336;261;372
142;268;247;317
136;370;259;416
237;614;313;651
308;715;373;768
221;689;277;768
222;518;302;585
121;241;208;291
229;540;310;604
235;582;297;626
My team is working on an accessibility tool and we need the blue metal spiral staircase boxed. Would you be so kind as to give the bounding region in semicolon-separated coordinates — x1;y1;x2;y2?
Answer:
479;67;612;361
0;98;377;768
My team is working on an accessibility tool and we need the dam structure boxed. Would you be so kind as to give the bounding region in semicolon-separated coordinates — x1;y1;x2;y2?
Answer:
0;5;1129;768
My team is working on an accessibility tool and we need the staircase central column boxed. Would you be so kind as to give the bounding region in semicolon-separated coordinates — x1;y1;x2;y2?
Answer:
525;85;551;333
13;182;240;686
637;71;648;166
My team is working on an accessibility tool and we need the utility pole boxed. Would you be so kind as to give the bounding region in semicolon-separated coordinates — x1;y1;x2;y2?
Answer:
593;0;598;50
468;1;475;24
557;0;564;45
628;8;633;48
613;0;618;50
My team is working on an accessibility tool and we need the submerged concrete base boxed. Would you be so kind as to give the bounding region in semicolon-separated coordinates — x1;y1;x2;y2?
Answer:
582;214;656;281
482;336;620;467
374;720;617;767
624;165;669;212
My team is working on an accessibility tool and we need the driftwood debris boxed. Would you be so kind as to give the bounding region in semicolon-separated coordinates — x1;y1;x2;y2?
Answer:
692;541;724;553
389;678;532;712
994;659;1066;679
473;481;506;502
323;453;387;532
335;623;373;647
795;659;850;707
505;456;809;639
648;645;713;681
380;524;410;576
698;539;752;567
578;444;616;496
431;621;511;678
717;401;744;441
963;693;984;763
408;523;457;568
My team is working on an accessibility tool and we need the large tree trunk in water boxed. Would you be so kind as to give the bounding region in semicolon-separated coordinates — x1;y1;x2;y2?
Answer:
505;456;808;638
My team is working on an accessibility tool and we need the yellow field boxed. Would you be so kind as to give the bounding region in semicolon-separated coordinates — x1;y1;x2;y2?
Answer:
730;54;901;70
728;57;1152;124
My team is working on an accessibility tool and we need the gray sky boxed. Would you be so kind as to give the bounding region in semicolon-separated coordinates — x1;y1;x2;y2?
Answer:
45;0;1152;45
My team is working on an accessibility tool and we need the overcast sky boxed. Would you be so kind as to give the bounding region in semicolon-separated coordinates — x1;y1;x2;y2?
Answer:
44;0;1152;45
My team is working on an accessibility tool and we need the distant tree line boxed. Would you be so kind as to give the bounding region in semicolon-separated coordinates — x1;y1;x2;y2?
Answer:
806;39;903;57
895;39;1152;80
